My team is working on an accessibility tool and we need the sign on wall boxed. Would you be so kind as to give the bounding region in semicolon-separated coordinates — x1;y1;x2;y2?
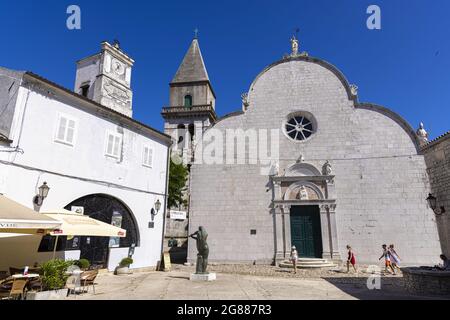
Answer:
109;211;123;248
170;210;187;220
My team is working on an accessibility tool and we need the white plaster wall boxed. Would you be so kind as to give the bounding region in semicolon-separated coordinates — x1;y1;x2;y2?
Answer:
0;85;169;270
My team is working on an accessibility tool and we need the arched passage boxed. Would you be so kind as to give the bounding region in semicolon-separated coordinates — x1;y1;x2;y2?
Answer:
65;194;139;268
38;194;140;269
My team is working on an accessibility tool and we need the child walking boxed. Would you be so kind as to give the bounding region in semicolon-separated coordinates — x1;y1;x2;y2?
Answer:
379;244;396;275
346;245;357;273
290;246;298;274
389;244;401;271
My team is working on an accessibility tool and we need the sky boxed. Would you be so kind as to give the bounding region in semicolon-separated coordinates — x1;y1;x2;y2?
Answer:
1;0;449;139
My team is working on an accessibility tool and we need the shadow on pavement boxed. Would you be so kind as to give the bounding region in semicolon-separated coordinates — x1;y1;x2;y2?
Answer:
168;275;190;280
323;276;450;300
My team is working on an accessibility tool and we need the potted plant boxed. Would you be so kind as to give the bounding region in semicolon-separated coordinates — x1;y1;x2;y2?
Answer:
115;257;133;275
26;259;74;300
75;259;90;271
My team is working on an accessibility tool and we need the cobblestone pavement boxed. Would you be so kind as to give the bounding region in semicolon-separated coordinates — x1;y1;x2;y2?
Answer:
67;264;449;300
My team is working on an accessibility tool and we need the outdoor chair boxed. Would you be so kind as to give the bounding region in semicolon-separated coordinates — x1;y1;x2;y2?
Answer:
0;277;14;291
65;275;81;298
27;277;43;292
80;270;98;294
0;271;8;281
0;278;12;300
9;267;23;275
7;279;27;300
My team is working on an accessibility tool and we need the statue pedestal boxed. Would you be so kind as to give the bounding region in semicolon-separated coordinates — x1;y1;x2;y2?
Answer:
190;273;216;282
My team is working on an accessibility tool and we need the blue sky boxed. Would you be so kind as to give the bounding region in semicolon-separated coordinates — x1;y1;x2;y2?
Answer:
1;0;449;138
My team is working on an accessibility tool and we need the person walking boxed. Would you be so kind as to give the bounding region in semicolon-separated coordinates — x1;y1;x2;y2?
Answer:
389;244;401;271
290;246;299;274
346;245;357;273
379;244;396;275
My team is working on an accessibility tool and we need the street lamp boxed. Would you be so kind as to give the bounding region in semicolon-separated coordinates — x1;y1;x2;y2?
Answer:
34;182;50;206
151;199;162;221
155;199;161;213
426;193;446;215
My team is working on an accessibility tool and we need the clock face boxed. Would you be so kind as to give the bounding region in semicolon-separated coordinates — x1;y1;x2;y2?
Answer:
112;59;125;75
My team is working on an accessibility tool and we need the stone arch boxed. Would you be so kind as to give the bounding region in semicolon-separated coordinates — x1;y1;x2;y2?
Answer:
284;181;325;201
285;162;321;177
64;193;140;247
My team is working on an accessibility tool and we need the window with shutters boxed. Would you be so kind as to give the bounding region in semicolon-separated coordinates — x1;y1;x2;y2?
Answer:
55;114;77;146
142;145;153;168
105;131;122;159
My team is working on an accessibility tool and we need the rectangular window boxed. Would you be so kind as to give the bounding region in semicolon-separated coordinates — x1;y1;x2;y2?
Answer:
105;132;122;159
55;114;76;146
142;145;153;168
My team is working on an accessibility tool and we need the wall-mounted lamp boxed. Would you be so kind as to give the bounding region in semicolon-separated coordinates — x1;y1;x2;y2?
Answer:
426;193;446;215
33;182;50;206
151;199;162;221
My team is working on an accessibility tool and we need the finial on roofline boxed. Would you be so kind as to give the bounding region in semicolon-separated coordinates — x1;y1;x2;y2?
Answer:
286;28;308;59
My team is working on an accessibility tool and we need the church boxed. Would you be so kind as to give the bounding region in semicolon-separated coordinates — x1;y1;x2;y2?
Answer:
163;35;442;265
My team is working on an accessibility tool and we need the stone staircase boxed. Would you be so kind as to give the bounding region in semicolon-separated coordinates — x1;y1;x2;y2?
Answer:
279;258;337;269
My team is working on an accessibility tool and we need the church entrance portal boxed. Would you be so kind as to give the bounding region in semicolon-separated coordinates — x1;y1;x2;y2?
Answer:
290;206;323;258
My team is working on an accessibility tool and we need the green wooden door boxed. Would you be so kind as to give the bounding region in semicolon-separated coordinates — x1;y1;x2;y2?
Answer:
290;206;323;258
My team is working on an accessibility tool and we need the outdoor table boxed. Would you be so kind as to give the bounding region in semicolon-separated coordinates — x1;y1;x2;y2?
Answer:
66;270;83;275
11;274;40;279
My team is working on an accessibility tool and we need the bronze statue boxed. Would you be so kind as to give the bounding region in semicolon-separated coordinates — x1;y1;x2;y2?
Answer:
190;226;209;274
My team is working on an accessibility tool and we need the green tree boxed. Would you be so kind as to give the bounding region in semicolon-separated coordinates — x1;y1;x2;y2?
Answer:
168;159;189;209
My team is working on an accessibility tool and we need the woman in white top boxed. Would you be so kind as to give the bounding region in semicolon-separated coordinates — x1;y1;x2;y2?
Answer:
290;246;299;274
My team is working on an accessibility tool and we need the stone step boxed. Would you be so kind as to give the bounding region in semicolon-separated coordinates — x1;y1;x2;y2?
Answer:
280;262;337;269
279;258;337;269
296;259;329;264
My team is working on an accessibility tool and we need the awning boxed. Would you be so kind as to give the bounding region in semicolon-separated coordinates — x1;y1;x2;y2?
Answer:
0;195;61;235
41;209;126;237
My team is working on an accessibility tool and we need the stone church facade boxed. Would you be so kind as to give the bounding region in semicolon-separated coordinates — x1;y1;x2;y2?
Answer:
165;36;442;265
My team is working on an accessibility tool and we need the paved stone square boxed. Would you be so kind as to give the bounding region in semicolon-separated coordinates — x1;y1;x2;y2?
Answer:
68;265;450;300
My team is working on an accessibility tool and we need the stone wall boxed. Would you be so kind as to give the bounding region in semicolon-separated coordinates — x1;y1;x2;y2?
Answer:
189;57;441;265
402;267;450;295
423;133;450;257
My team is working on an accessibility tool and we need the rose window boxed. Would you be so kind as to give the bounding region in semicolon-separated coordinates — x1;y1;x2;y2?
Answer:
285;115;314;141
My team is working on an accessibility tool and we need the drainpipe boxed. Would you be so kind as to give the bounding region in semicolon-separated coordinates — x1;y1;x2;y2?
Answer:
160;143;172;266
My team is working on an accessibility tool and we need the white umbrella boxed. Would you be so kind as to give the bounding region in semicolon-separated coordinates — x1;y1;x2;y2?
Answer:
41;209;126;259
0;195;61;235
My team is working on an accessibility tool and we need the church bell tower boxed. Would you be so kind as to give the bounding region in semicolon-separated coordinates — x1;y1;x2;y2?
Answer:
75;40;134;117
161;35;217;164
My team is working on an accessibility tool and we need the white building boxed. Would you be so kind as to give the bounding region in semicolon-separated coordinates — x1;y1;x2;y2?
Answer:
0;41;172;271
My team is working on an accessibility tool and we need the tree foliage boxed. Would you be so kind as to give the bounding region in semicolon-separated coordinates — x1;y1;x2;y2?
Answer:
168;159;189;209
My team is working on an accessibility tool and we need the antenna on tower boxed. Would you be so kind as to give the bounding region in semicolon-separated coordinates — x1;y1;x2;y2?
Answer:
194;28;199;39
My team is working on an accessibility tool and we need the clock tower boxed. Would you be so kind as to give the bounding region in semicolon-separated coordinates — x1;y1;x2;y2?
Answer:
75;41;134;117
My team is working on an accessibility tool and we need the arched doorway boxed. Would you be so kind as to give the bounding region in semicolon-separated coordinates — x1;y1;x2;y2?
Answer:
65;194;139;268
